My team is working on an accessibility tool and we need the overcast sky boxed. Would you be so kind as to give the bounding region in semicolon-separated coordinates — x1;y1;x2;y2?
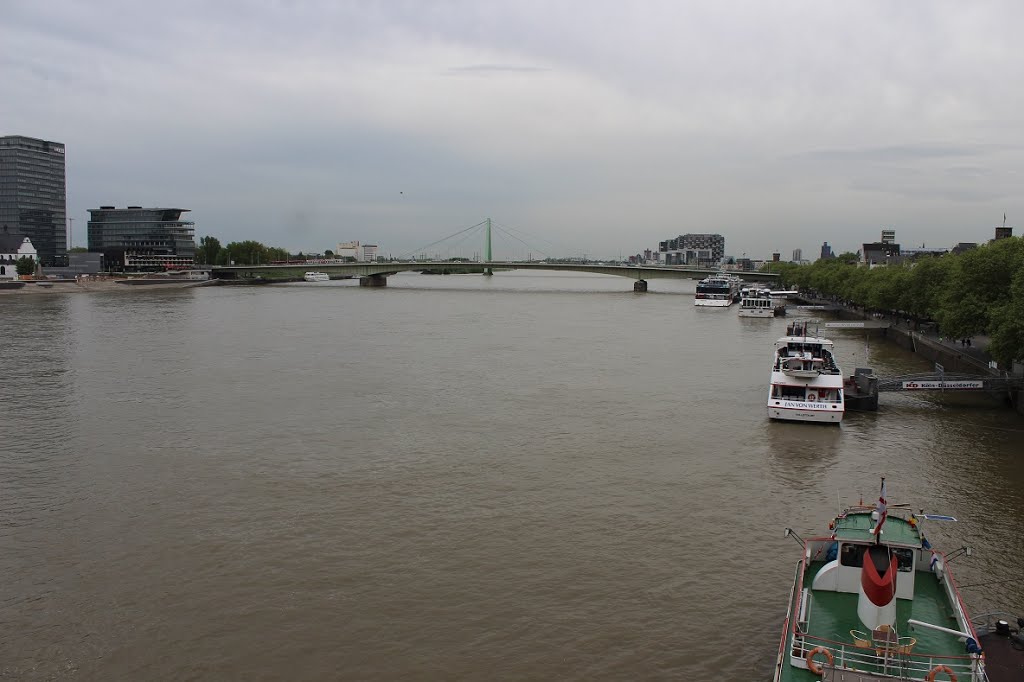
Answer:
3;1;1022;259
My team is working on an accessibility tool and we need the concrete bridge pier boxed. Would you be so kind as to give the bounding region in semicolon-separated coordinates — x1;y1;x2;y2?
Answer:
633;279;648;292
359;274;388;287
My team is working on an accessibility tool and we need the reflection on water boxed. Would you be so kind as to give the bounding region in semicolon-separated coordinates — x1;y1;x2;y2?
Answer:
766;421;843;485
1;272;1022;680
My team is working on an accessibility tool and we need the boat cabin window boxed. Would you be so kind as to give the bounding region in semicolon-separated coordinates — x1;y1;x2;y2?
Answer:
840;543;865;567
839;544;913;571
893;547;914;572
772;385;809;399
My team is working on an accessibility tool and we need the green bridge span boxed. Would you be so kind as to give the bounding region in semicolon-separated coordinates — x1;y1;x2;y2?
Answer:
210;262;780;289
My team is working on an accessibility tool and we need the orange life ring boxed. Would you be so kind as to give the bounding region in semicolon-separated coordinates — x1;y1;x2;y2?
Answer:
807;393;817;402
806;646;833;675
926;665;957;682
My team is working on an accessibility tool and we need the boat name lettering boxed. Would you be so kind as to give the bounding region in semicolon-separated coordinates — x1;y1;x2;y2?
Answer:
902;380;984;390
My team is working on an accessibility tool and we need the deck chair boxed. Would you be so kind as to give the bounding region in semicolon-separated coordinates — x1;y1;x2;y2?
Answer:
849;630;871;648
895;637;916;654
871;624;898;657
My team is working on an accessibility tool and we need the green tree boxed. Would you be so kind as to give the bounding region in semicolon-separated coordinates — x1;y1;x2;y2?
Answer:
15;256;35;276
987;267;1024;366
862;266;909;313
324;249;334;258
197;235;222;265
904;256;953;321
223;240;268;265
937;237;1024;339
219;240;291;265
69;246;89;253
266;247;290;262
762;237;1024;364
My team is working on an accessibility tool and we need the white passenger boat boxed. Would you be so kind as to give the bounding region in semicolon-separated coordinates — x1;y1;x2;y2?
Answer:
694;273;741;307
114;270;212;288
739;294;777;317
739;286;782;317
767;320;844;423
303;272;330;282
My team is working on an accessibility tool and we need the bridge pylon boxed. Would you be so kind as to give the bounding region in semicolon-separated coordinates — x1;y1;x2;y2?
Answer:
484;217;493;276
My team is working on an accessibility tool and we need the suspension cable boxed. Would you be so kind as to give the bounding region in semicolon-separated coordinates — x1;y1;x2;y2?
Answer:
491;223;552;259
399;220;487;260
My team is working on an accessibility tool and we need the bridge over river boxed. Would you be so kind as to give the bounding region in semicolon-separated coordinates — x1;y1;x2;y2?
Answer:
210;261;780;290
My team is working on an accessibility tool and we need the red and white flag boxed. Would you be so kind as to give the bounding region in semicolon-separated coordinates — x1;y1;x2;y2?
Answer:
871;477;888;538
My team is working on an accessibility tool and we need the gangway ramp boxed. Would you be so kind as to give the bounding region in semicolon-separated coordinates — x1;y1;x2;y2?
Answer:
876;373;1022;393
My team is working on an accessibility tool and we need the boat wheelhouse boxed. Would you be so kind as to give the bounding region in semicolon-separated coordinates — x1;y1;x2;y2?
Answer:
694;273;741;307
773;480;1000;682
738;286;785;318
768;320;844;423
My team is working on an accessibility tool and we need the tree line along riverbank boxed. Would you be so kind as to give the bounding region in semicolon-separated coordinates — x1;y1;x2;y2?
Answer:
768;236;1024;369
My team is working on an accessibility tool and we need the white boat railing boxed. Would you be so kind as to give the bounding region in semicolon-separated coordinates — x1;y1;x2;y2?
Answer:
771;395;844;404
773;560;804;681
791;633;983;681
972;610;1020;634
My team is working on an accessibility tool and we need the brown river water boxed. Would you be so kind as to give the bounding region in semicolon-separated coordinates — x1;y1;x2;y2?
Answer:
2;271;1023;680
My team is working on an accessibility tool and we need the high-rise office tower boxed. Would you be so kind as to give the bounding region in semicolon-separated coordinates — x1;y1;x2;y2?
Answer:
0;136;68;266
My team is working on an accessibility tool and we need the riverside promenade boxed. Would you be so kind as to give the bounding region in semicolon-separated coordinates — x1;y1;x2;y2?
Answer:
795;295;1000;375
796;294;1024;415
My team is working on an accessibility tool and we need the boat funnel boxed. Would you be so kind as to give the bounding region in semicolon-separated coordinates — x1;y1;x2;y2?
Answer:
857;545;898;631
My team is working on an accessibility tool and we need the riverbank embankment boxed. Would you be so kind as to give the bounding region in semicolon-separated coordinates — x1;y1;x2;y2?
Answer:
795;295;995;371
794;295;1024;414
798;292;1024;413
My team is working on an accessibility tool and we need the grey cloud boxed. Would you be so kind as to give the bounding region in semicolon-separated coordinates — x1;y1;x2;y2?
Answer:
445;64;552;75
793;145;982;163
3;0;1024;258
849;178;1009;204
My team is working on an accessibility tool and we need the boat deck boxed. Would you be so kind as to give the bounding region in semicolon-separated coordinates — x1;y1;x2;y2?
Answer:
779;561;979;682
833;512;921;546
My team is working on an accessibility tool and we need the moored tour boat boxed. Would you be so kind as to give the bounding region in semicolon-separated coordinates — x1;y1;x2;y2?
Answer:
114;270;211;287
768;320;844;423
694;273;741;307
773;478;1021;682
303;271;330;282
738;285;787;318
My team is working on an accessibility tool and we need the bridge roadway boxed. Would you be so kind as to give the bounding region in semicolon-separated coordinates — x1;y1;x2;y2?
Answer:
210;261;780;287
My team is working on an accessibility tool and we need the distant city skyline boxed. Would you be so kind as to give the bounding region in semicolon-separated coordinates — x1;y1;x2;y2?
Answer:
2;1;1021;259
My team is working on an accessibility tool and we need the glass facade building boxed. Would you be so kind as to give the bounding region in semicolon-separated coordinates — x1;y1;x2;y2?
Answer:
658;233;725;266
0;136;68;267
87;206;196;271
